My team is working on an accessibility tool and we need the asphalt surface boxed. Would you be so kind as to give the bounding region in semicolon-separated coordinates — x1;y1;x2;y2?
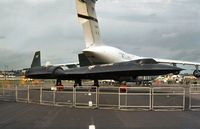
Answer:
1;101;200;129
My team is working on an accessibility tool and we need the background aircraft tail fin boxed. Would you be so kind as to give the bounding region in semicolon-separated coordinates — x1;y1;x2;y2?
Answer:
76;0;102;48
31;51;41;68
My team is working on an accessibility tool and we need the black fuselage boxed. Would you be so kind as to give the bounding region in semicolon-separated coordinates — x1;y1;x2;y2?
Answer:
25;60;183;81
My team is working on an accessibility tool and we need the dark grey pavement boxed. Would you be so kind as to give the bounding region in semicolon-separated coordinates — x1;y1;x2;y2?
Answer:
0;101;200;129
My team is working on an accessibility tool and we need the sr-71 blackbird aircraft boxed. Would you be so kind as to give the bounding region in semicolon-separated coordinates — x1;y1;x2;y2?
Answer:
25;0;200;86
26;51;183;86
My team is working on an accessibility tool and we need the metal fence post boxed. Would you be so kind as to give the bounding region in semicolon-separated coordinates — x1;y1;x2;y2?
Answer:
97;87;99;108
149;86;153;110
53;90;56;106
118;87;120;109
40;85;42;104
189;87;191;110
183;87;186;111
15;84;18;102
2;82;4;96
125;89;127;107
27;85;30;103
74;87;76;108
151;87;154;110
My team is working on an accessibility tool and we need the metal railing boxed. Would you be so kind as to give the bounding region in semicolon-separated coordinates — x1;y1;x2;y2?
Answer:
0;85;16;101
16;85;29;102
1;83;200;111
152;87;185;110
55;86;74;106
119;87;151;110
98;87;119;109
189;86;200;110
0;87;3;97
75;86;98;108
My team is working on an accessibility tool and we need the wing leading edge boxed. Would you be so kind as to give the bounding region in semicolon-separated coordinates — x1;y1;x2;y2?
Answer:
154;58;200;67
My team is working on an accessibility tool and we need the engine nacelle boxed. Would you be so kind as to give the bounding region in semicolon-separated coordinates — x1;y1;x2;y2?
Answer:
193;70;200;78
25;66;64;79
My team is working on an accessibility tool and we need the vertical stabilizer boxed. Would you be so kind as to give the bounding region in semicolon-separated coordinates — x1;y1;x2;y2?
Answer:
76;0;102;48
78;53;92;66
31;51;41;68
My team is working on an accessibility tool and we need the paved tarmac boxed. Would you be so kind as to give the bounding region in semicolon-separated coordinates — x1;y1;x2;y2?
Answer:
1;101;200;129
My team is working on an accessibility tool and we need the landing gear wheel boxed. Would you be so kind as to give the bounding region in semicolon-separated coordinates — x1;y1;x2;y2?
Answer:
193;70;200;78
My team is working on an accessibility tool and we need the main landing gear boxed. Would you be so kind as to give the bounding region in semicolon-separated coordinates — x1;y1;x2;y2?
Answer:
56;79;64;91
73;79;99;87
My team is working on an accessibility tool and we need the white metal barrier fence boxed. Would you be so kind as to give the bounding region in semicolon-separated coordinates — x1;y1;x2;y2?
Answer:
16;86;75;106
75;86;97;108
98;87;119;109
0;85;196;111
152;87;185;110
29;86;41;103
0;85;16;101
119;87;151;110
0;87;3;97
0;87;4;99
16;85;28;102
189;86;200;110
55;86;74;106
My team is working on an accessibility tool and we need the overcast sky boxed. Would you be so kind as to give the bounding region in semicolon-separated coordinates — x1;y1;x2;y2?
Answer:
0;0;200;72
